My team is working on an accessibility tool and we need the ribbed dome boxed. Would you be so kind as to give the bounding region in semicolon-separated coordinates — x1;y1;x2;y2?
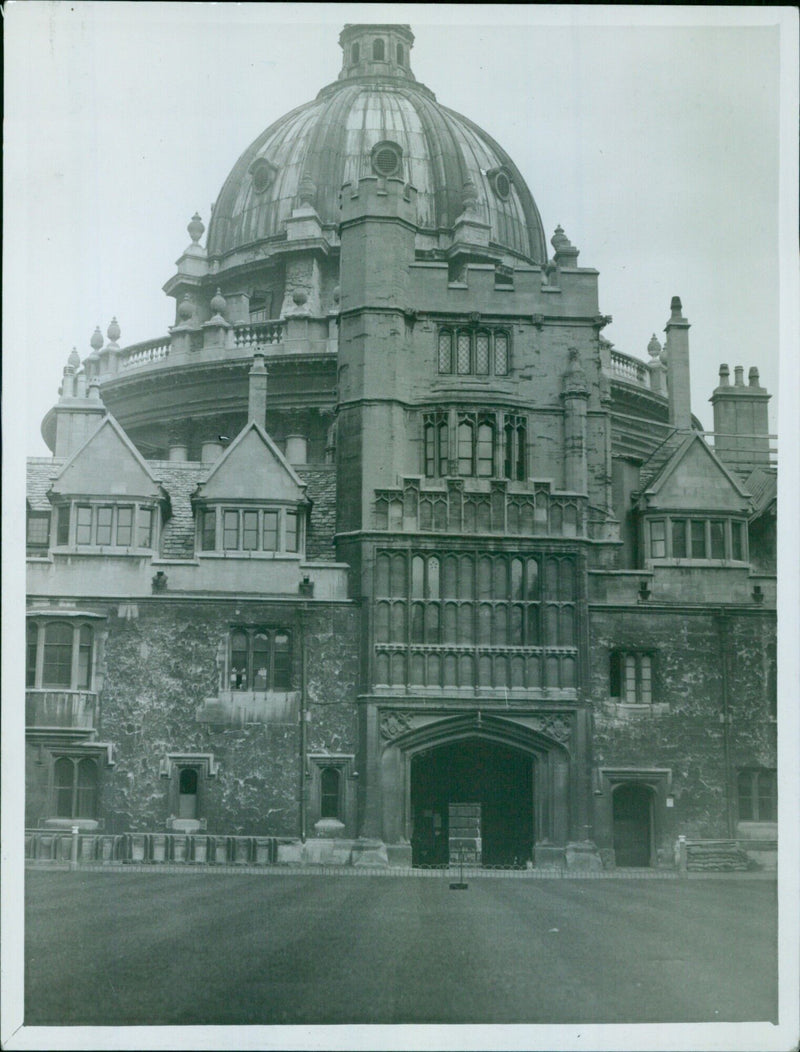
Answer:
206;25;547;265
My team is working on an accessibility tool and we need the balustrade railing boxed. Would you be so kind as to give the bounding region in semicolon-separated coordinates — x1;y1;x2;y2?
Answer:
609;350;649;386
233;321;284;348
26;689;97;729
120;336;171;369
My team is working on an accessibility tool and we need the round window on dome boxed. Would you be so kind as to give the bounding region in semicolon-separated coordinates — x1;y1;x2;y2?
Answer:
249;158;276;194
371;142;402;179
489;168;512;201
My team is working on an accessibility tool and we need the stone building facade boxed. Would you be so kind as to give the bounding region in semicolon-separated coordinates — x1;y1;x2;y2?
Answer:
25;24;777;869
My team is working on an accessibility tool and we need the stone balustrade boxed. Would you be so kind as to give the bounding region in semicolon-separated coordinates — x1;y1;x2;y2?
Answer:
609;349;649;386
120;336;172;370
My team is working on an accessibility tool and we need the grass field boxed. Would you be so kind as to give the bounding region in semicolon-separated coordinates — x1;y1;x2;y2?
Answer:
24;870;777;1026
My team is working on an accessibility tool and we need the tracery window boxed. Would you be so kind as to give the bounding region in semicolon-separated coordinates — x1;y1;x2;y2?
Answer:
437;328;511;377
228;627;292;691
423;410;526;481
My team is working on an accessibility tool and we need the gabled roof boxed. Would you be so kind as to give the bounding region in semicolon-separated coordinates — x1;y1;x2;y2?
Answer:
743;466;777;520
50;415;163;499
197;421;307;503
636;431;751;513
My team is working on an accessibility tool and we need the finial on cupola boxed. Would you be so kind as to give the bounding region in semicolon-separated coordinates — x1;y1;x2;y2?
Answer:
647;334;662;358
210;288;227;317
67;347;81;371
187;212;205;244
107;317;121;347
90;326;104;355
551;224;579;266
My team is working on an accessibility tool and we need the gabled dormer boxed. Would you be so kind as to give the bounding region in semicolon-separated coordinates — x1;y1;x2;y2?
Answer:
634;433;752;566
192;421;309;559
48;415;167;554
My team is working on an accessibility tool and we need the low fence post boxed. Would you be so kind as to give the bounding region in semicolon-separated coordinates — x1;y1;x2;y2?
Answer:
69;826;80;871
677;834;688;876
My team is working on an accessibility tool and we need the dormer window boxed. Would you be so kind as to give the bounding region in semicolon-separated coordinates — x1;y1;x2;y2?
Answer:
53;500;157;551
646;516;748;563
198;505;303;556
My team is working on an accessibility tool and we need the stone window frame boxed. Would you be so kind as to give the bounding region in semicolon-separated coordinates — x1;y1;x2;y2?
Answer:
645;514;749;564
26;618;95;692
307;754;355;828
437;326;511;378
52;498;157;553
159;752;219;830
487;166;514;202
422;407;526;481
51;754;99;821
26;509;51;553
197;503;304;558
609;649;659;709
226;625;293;692
736;767;777;823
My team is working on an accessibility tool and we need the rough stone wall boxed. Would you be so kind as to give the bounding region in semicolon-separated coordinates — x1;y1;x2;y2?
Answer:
92;600;359;835
589;607;776;841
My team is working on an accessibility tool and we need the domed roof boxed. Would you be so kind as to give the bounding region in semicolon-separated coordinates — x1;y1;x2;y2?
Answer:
206;25;547;265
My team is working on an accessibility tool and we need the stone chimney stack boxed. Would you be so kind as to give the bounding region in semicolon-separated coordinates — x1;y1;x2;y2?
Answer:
248;351;268;426
663;296;692;430
710;363;771;473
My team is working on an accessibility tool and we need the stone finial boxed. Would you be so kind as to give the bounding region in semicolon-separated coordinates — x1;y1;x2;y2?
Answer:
177;294;194;322
292;289;308;306
551;224;579;265
647;334;662;358
298;173;317;207
90;326;104;353
210;288;227;316
187;213;205;244
107;317;121;345
551;224;570;252
748;367;761;388
718;363;730;386
734;365;744;386
670;295;684;319
67;347;81;371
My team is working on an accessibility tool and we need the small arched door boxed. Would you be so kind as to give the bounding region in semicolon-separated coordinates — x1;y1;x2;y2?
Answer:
612;783;653;867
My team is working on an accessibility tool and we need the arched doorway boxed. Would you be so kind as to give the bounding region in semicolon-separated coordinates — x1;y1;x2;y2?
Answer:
410;738;534;867
612;783;653;867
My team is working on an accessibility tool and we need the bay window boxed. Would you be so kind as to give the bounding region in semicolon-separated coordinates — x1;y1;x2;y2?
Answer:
55;501;157;550
27;621;94;691
647;515;748;562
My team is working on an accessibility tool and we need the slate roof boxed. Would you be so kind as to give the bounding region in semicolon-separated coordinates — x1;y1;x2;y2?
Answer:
636;431;688;491
743;467;777;519
26;458;64;510
26;456;339;563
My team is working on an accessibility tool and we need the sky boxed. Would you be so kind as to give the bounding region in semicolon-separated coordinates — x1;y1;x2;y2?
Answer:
4;3;789;456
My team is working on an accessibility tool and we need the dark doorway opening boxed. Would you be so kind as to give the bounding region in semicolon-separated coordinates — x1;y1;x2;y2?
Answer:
410;739;533;867
178;768;198;820
612;783;653;867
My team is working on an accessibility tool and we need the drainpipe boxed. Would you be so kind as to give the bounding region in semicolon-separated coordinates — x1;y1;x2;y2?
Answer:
299;607;308;843
716;608;734;837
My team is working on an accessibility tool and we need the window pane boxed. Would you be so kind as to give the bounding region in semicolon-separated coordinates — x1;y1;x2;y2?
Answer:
691;520;706;558
456;332;471;374
710;521;725;559
504;423;514;479
116;506;133;546
475;333;490;374
321;768;340;819
610;652;622;697
438;331;452;373
411;603;424;643
27;513;50;546
223;510;239;550
54;758;74;818
526;559;540;600
230;630;248;689
27;622;38;687
494;333;508;375
43;623;73;688
202;510;217;551
650;520;666;558
511;558;523;600
96;507;113;545
476;423;494;477
640;655;652;704
516;423;527;480
427;557;440;599
138;507;153;548
77;626;93;690
252;632;270;690
731;521;744;561
438;422;449;477
624;655;637;703
76;759;98;818
76;506;93;544
262;511;278;551
242;510;259;551
424;424;435;477
671;519;687;558
273;632;291;689
56;505;70;546
286;511;299;552
458;421;473;475
425;603;440;644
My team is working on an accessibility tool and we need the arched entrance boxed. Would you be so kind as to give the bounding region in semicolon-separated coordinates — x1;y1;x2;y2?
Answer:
410;739;533;866
612;783;653;867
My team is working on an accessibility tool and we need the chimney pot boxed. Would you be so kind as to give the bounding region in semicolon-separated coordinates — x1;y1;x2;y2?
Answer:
734;365;744;386
748;367;760;388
